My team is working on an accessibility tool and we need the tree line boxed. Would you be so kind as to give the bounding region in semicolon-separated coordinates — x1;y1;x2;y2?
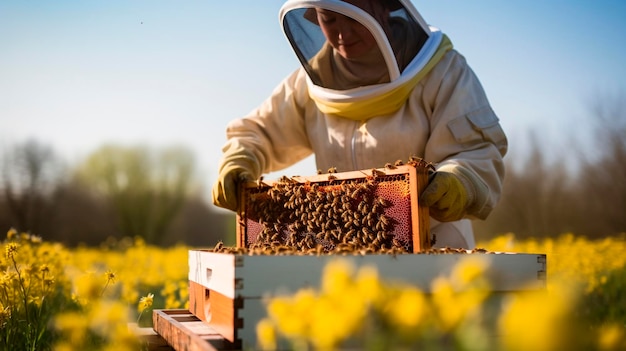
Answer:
1;95;624;247
474;94;626;241
0;142;233;247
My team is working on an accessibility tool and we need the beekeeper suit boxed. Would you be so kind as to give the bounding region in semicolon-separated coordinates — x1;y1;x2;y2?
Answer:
212;0;508;249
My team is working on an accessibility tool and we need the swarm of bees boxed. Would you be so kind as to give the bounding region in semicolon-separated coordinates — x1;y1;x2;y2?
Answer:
211;240;492;256
243;173;407;255
210;157;485;256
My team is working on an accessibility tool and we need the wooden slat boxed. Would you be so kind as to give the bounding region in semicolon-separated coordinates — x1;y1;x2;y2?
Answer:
153;309;237;351
129;323;174;350
188;280;242;344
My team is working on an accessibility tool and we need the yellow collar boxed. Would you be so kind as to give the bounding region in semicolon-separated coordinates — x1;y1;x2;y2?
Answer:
310;35;453;121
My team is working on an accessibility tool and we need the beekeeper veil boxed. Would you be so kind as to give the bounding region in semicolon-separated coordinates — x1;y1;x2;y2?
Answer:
279;0;452;120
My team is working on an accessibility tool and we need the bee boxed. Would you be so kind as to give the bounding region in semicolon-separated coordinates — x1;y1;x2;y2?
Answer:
361;226;373;237
328;174;337;183
321;231;332;242
376;197;391;207
346;228;357;239
384;163;396;170
343;220;353;229
394;159;404;166
270;233;280;242
408;155;421;163
330;230;341;242
379;214;390;226
376;231;388;241
256;176;265;188
371;168;385;179
284;199;295;209
268;188;279;201
342;202;352;211
392;238;402;248
357;201;366;213
273;223;283;232
316;203;325;213
324;191;333;202
317;169;323;175
370;238;381;248
214;241;224;252
351;186;366;199
359;235;368;245
327;167;337;173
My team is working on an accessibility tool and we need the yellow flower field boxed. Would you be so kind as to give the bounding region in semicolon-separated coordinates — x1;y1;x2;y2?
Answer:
1;228;625;350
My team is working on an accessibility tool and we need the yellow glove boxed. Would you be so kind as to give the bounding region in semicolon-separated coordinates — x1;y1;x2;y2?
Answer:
420;171;469;222
211;145;259;211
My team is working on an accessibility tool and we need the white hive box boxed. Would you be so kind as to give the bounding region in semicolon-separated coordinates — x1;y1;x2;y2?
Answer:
188;250;547;349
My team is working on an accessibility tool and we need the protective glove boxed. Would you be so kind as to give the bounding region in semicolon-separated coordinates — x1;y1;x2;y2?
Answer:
212;145;259;211
420;171;469;222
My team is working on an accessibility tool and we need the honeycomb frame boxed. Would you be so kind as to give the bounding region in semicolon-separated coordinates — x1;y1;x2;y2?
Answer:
236;164;431;253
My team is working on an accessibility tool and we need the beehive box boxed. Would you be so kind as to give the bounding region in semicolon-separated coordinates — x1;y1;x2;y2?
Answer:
188;250;547;349
236;163;431;253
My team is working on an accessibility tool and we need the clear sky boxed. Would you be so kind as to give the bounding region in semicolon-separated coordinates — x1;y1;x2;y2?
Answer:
1;0;625;200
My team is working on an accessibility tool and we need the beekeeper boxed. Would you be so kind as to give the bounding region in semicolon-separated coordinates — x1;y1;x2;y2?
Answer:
212;0;508;249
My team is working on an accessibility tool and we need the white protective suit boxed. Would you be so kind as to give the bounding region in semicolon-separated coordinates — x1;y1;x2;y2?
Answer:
214;0;508;249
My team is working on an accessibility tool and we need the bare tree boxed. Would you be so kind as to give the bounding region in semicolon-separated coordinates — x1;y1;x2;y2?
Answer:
578;93;626;236
475;93;626;241
0;140;65;235
473;132;575;240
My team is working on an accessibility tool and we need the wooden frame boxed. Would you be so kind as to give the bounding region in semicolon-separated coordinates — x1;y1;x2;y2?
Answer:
236;164;431;252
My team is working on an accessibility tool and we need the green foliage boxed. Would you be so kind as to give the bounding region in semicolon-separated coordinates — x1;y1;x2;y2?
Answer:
0;229;78;351
579;264;626;326
74;144;198;244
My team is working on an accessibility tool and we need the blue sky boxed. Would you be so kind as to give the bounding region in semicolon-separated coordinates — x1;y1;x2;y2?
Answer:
1;0;625;199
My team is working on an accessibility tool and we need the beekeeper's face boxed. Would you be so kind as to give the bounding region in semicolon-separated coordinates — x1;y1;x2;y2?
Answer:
315;1;384;59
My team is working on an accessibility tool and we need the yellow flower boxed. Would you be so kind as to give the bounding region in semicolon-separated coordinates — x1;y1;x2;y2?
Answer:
354;265;383;304
54;311;90;345
138;293;154;313
0;305;11;327
309;294;363;349
104;269;116;284
385;286;427;331
268;289;316;340
256;318;277;350
29;234;42;244
40;264;50;274
5;242;18;259
597;323;625;350
321;259;355;296
74;272;103;303
498;281;575;351
6;228;17;240
450;255;489;289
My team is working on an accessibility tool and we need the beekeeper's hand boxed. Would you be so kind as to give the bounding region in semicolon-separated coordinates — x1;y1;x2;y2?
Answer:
420;171;469;222
212;146;259;211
